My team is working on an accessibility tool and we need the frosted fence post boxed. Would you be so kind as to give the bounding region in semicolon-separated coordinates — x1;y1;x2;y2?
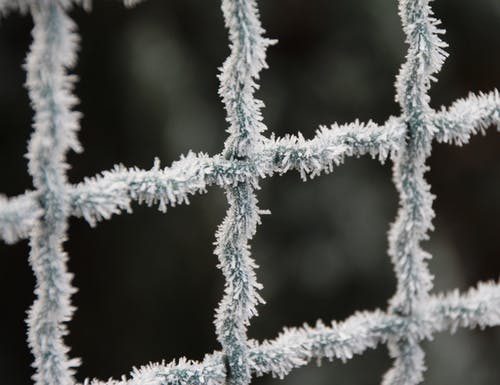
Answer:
24;1;82;384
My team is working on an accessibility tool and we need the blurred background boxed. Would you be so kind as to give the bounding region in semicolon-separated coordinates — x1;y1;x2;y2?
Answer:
0;0;499;384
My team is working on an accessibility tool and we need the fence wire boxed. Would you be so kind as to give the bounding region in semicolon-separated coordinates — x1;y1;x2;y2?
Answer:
0;1;499;385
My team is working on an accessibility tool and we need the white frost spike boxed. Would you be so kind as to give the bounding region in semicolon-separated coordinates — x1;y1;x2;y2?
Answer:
219;0;276;159
215;1;272;385
428;280;500;334
385;0;449;384
0;0;29;14
434;89;500;145
0;193;42;244
395;0;448;115
383;341;426;385
24;1;82;385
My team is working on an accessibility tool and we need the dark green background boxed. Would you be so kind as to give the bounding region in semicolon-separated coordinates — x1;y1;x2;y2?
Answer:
0;0;499;384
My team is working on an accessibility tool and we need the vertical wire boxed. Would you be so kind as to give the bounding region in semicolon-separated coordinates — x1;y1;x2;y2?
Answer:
25;1;82;384
214;1;273;385
384;1;448;384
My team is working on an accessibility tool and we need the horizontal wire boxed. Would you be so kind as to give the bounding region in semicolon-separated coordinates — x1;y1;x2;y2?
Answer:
1;91;498;244
83;280;500;385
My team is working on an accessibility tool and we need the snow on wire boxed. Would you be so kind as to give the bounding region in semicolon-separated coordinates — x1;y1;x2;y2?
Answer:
0;0;499;385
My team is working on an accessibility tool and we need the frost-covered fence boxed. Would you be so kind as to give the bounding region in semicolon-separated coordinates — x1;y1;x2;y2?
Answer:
0;0;499;385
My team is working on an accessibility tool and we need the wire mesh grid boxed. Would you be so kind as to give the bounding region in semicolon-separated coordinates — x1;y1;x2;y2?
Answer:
0;1;499;385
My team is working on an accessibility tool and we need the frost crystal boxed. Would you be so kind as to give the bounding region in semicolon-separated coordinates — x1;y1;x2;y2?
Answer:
0;1;498;385
23;1;83;385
